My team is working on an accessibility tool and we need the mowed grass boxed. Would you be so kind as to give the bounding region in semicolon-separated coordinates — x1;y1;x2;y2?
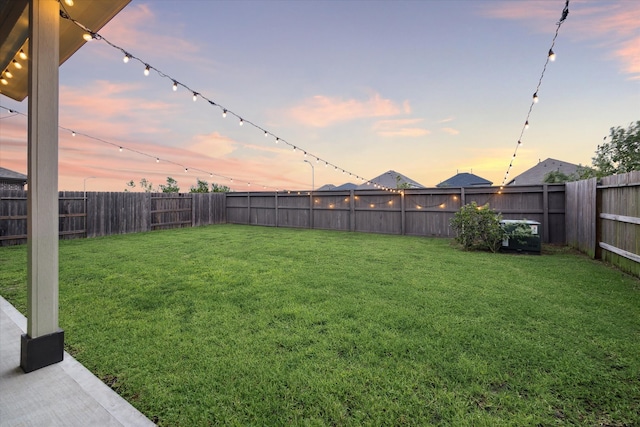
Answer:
1;224;639;426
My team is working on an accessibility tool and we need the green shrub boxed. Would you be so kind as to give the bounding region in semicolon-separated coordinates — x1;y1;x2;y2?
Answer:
450;202;504;252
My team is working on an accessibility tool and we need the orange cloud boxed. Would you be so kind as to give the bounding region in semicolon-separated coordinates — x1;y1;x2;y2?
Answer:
287;93;403;127
373;119;430;138
187;132;238;158
440;127;460;136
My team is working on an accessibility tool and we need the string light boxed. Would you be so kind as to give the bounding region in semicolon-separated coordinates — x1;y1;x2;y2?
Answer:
192;92;198;102
12;60;22;69
57;8;376;190
18;50;27;60
123;54;130;63
144;65;150;76
4;70;12;79
1;105;284;192
499;0;569;187
0;75;7;86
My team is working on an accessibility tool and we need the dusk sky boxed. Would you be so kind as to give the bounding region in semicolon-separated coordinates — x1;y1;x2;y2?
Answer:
0;0;638;192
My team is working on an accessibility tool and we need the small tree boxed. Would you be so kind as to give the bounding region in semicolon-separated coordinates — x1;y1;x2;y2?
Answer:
450;202;504;252
159;177;180;193
211;183;231;193
139;178;155;193
190;179;210;193
592;121;640;178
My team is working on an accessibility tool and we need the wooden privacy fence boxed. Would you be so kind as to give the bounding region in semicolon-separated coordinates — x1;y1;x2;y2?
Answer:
566;171;640;277
226;184;566;243
0;191;226;246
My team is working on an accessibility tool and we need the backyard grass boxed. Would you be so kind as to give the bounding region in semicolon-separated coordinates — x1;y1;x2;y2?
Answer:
1;224;639;426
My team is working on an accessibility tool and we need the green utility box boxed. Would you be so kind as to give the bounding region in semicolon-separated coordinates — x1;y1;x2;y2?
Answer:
500;220;541;254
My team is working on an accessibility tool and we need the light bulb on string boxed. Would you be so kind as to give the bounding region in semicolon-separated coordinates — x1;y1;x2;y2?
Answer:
18;50;27;60
82;33;92;42
239;118;244;126
222;110;227;118
303;151;307;157
172;81;178;91
192;92;198;102
12;60;22;69
524;120;529;129
533;92;539;103
71;131;76;137
143;65;150;76
156;158;160;163
264;131;268;137
64;0;74;6
4;69;12;79
123;54;130;63
548;49;556;61
119;146;123;152
275;138;279;144
0;75;7;85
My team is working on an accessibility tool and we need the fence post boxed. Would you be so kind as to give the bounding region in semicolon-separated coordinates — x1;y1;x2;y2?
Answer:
543;184;549;243
401;191;406;235
247;192;251;225
594;181;602;259
309;192;313;229
275;192;278;227
191;193;196;227
349;189;355;232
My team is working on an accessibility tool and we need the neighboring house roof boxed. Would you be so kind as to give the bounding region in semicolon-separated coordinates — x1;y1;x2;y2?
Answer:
316;183;358;191
437;172;492;188
506;158;581;186
357;170;424;190
334;182;358;191
0;167;27;182
316;184;337;191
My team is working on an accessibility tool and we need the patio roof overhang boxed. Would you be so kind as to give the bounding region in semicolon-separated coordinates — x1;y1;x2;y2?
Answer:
0;0;130;101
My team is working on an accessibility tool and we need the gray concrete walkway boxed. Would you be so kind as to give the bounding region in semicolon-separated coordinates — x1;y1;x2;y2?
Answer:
0;297;155;426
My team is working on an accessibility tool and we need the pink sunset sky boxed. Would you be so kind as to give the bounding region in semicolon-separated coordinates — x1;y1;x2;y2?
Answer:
1;0;638;192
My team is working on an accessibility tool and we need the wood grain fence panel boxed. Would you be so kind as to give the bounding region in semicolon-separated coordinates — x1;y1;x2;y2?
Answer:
0;190;28;245
565;178;597;256
192;193;226;226
598;173;640;276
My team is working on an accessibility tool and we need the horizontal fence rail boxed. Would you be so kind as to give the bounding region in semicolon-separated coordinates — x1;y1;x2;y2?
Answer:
226;184;566;244
566;171;640;277
0;191;226;246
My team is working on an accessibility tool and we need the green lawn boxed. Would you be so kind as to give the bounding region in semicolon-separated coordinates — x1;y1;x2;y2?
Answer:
1;224;639;426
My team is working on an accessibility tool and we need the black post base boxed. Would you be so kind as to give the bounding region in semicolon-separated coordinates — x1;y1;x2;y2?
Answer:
20;329;64;373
